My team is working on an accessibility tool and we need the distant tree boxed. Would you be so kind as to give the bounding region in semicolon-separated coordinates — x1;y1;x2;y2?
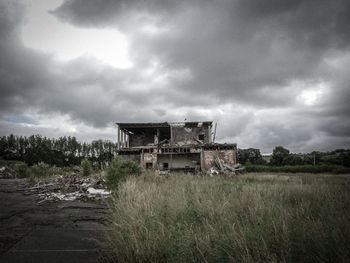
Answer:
0;136;8;158
287;154;304;165
238;148;266;165
340;151;350;167
270;146;290;166
0;134;117;168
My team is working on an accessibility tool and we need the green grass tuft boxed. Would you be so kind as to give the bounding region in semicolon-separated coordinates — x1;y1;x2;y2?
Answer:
81;159;93;176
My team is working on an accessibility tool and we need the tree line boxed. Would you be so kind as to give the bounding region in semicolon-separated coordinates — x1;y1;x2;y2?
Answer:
238;146;350;167
0;134;118;168
1;134;349;168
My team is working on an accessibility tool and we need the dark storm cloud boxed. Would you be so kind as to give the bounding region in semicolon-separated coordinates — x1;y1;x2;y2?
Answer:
52;0;350;148
0;0;24;38
0;1;52;115
0;1;174;128
52;0;350;106
238;0;350;49
50;0;189;28
1;0;350;151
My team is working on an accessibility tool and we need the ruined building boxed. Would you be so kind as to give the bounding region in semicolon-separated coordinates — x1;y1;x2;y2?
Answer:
116;121;237;173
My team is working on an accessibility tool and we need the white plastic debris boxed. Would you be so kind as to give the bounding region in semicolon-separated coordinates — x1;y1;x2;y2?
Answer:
87;187;111;195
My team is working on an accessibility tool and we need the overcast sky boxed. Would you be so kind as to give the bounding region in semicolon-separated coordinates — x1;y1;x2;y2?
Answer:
1;0;350;153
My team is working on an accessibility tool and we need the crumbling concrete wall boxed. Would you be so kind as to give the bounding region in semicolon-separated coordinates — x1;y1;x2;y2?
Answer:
202;149;236;171
141;152;157;169
171;124;210;145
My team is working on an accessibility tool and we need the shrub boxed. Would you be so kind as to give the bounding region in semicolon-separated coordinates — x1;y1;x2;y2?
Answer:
81;159;92;176
106;157;140;189
14;163;30;178
3;160;64;178
29;163;50;177
30;164;64;178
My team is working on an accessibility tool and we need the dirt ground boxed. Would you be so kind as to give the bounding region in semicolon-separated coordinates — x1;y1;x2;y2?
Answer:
0;178;109;263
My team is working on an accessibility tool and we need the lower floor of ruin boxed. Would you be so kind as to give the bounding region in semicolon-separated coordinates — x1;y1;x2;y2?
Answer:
118;144;237;173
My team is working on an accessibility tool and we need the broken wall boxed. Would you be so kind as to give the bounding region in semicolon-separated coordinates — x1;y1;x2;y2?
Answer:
202;149;236;171
171;124;210;145
141;152;157;169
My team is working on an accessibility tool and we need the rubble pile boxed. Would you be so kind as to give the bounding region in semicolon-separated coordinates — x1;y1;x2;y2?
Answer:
0;166;16;179
17;174;111;203
208;157;245;176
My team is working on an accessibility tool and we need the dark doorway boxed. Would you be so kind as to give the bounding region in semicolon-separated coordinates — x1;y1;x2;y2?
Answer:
163;163;169;170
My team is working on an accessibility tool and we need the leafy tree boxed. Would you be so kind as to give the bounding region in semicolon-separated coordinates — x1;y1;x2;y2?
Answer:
270;146;290;166
238;148;266;165
287;154;304;165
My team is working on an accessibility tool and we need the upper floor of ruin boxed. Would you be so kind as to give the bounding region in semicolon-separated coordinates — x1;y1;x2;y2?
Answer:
116;121;213;149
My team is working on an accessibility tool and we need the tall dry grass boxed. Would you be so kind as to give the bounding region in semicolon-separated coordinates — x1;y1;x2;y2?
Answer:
103;173;350;262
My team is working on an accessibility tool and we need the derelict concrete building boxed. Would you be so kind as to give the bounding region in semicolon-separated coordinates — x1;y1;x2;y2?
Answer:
116;121;237;173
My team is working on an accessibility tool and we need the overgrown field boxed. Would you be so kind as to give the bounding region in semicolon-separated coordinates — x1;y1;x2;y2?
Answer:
104;173;350;262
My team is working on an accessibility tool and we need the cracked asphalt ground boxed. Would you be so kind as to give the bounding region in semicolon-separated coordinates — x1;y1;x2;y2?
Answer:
0;178;109;263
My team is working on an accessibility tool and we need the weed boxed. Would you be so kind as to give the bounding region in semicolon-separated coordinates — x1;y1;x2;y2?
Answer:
81;159;92;176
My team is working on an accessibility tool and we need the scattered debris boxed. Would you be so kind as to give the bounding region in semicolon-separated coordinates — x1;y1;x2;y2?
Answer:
18;183;59;194
37;191;82;203
17;174;111;203
207;158;245;176
208;167;220;176
193;137;204;144
0;166;16;179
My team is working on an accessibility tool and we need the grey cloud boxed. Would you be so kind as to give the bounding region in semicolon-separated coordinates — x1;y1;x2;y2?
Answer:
0;0;24;39
1;0;350;152
50;0;350;109
0;1;174;127
50;0;189;29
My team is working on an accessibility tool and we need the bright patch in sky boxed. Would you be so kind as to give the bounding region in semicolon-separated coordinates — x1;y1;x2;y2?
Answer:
298;88;324;106
21;0;132;68
295;81;328;106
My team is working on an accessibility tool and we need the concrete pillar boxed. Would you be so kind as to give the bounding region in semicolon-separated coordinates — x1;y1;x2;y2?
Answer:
123;132;127;148
208;124;212;143
170;126;173;145
117;126;120;149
